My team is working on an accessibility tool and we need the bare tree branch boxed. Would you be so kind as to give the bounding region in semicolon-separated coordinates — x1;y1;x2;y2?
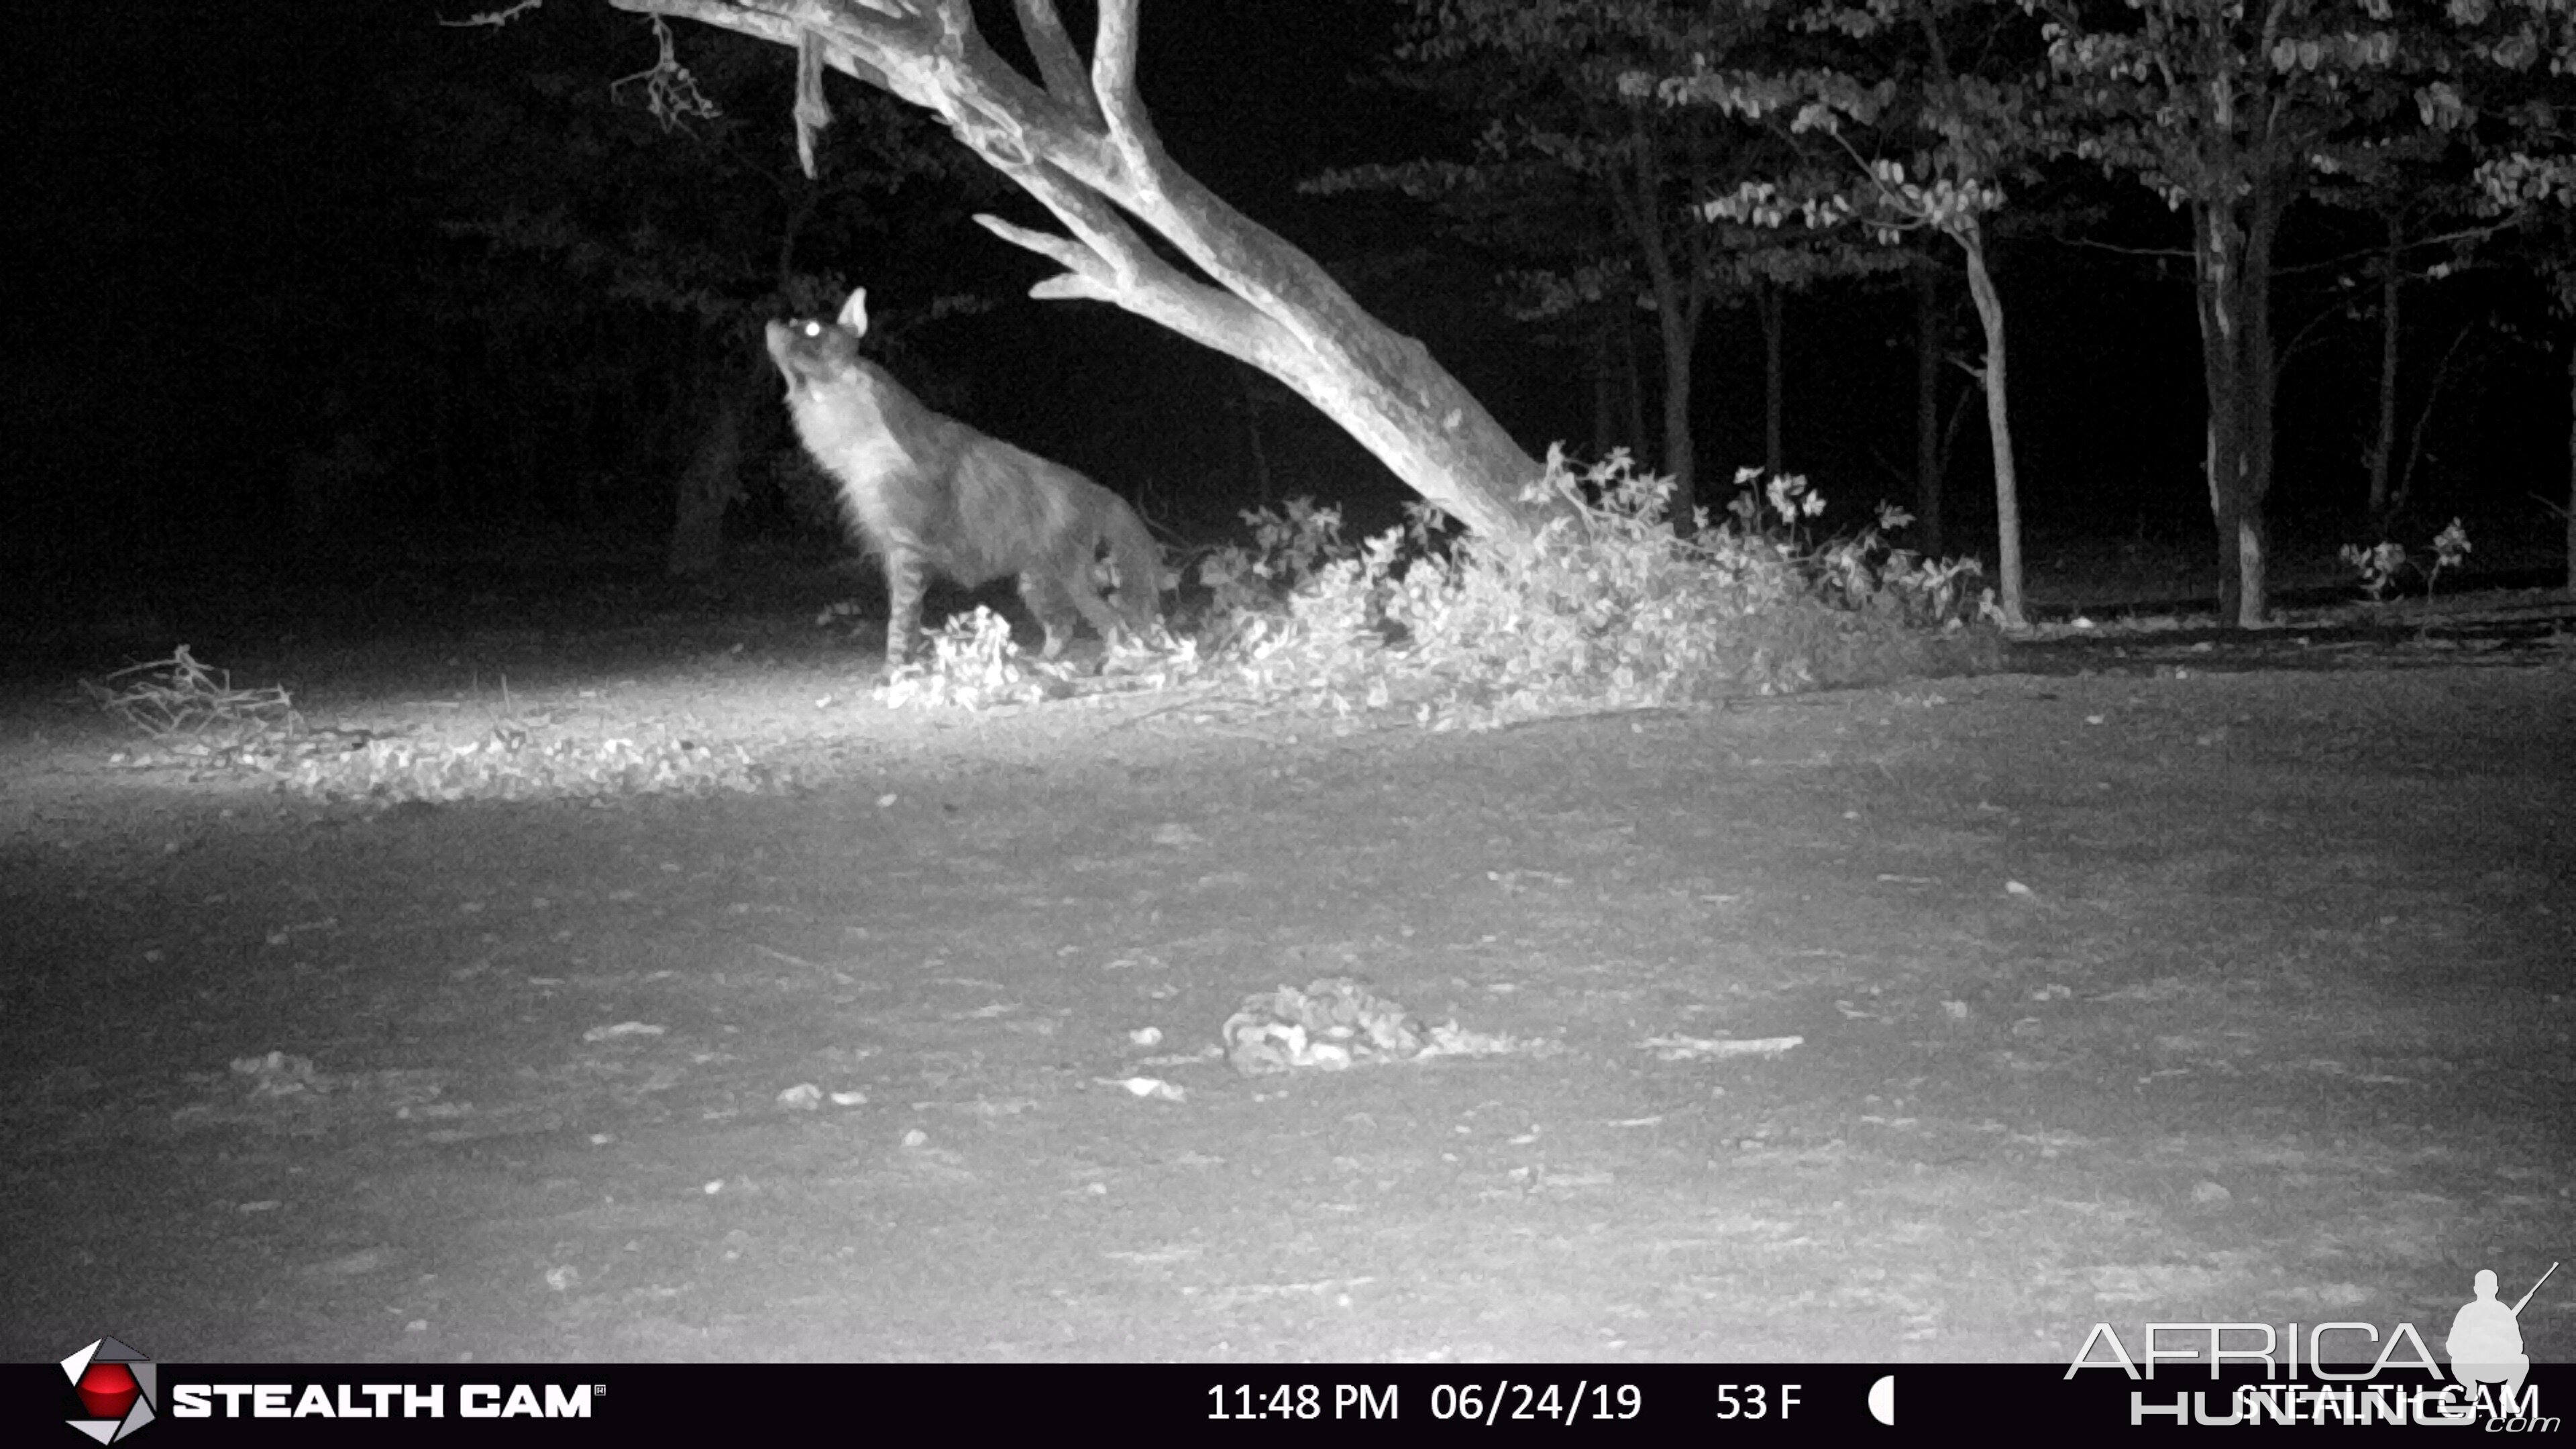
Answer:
604;0;1549;539
1010;0;1102;129
1091;0;1161;176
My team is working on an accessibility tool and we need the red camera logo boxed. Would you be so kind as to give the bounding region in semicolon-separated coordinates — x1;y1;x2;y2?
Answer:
61;1338;155;1443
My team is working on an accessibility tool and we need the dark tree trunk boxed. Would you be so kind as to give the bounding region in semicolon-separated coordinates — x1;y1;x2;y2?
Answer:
2367;211;2401;525
1955;223;2023;627
1620;317;1650;472
1758;282;1786;478
2190;180;2284;629
1659;317;1696;525
1591;320;1617;460
1236;366;1275;508
665;348;763;580
1912;258;1945;557
1612;105;1703;529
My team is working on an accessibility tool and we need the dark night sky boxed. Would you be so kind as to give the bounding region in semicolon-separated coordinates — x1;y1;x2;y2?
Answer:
8;0;2566;648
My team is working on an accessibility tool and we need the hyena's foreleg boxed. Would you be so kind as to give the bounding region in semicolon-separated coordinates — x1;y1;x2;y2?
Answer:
1014;570;1085;660
1056;557;1135;653
881;544;932;666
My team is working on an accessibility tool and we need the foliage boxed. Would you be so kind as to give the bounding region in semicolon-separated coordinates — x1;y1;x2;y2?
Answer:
1633;0;2044;625
284;725;771;805
873;607;1074;710
2025;0;2576;623
2339;518;2474;600
1641;1;2033;245
867;606;1202;711
2033;0;2575;210
1309;0;1907;513
1187;496;1356;623
1197;447;1996;731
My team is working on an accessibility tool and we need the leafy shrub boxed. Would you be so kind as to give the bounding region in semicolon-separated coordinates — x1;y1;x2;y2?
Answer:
875;606;1073;709
2340;519;2471;601
872;606;1201;708
1195;447;1996;730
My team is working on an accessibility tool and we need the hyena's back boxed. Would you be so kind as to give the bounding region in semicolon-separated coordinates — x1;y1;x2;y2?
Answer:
845;421;1122;590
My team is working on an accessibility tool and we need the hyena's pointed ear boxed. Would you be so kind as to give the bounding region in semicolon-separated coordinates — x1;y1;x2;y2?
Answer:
836;288;870;339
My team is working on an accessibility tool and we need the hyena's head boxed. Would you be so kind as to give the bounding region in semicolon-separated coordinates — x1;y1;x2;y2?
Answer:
764;288;875;397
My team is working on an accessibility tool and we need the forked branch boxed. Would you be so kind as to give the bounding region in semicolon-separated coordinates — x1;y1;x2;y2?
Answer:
605;0;1549;539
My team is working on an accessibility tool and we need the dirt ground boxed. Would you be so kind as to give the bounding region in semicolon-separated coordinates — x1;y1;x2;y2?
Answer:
2;619;2570;1364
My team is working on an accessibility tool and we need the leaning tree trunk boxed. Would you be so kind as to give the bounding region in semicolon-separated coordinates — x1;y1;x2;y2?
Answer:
616;0;1548;541
1954;222;2024;629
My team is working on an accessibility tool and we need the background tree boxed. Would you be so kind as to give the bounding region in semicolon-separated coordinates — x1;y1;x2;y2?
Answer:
2312;149;2492;528
1316;0;1916;528
1650;0;2043;623
2475;105;2576;587
1307;125;1660;469
2032;0;2576;627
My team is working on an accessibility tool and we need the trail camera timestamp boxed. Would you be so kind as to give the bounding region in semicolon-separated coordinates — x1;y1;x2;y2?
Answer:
1206;1381;1649;1424
1207;1383;1397;1421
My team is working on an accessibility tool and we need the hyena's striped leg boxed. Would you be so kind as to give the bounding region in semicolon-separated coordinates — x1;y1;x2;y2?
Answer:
882;546;931;666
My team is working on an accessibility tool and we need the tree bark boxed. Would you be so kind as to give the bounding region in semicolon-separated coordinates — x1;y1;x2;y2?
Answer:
1235;366;1275;508
1659;320;1697;525
2190;178;2283;629
614;0;1548;541
2566;336;2575;594
2367;211;2400;525
2393;320;2475;521
665;348;761;578
1912;258;1945;557
1955;223;2023;628
1619;316;1650;472
1758;281;1786;478
1591;323;1616;460
2244;183;2280;625
1609;104;1703;528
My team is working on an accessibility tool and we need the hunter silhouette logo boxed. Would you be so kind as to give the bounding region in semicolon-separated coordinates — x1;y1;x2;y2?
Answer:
60;1338;155;1443
2447;1262;2556;1409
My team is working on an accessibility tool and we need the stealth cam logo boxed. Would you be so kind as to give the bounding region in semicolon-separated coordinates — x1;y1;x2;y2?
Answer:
60;1338;156;1443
